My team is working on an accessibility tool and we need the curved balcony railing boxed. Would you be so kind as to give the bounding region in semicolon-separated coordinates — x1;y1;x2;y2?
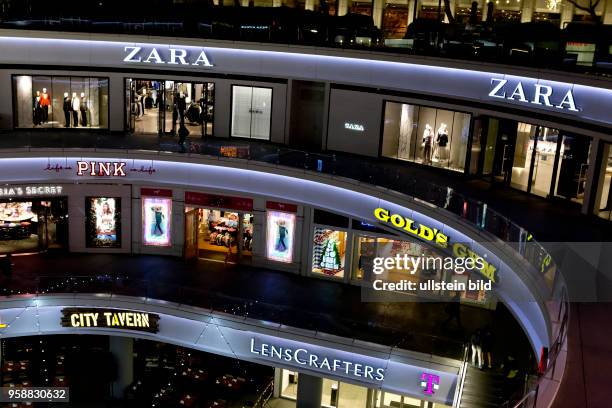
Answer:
0;132;569;408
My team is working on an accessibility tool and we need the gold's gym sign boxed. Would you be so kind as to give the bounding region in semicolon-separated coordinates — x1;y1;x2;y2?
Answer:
61;308;160;333
374;208;497;282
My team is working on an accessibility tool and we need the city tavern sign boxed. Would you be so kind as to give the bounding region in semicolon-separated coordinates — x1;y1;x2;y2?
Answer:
488;78;579;112
123;46;214;67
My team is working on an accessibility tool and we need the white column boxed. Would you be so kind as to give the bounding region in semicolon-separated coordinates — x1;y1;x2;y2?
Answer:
407;0;416;25
305;0;316;10
560;2;574;28
603;0;612;23
338;0;350;15
373;0;385;28
521;0;535;22
443;0;456;23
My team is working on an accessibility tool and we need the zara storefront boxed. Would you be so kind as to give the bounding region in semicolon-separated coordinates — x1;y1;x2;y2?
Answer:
0;30;611;218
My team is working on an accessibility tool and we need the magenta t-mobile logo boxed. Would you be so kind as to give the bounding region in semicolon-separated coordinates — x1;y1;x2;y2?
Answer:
420;372;440;395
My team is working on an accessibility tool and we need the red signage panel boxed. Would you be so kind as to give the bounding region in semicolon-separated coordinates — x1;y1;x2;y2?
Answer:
185;192;253;212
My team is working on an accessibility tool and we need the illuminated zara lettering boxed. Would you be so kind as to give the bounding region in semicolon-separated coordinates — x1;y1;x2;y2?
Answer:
489;78;579;112
123;46;213;67
249;338;385;381
344;122;365;131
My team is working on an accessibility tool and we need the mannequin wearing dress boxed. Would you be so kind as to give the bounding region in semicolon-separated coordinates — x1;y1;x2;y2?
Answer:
33;91;43;126
422;124;433;165
40;87;50;123
435;123;449;162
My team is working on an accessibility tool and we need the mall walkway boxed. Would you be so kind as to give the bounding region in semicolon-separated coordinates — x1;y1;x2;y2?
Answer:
0;252;533;367
0;129;608;244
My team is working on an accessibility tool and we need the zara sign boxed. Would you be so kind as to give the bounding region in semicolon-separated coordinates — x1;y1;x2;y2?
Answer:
123;46;214;67
488;78;579;112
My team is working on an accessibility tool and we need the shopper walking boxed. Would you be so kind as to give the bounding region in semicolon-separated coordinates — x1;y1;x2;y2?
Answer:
1;253;13;280
482;326;494;369
178;124;189;153
470;329;483;369
443;291;463;330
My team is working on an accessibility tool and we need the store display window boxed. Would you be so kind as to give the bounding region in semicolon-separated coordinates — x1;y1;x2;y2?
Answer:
280;369;298;399
266;211;295;263
231;85;272;140
184;207;253;263
0;199;68;254
382;101;470;172
126;78;214;137
142;197;172;247
85;197;121;248
13;75;109;129
312;227;347;278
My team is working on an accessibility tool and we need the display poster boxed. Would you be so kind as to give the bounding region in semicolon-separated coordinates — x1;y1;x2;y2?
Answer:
86;197;121;248
266;211;296;263
142;197;172;247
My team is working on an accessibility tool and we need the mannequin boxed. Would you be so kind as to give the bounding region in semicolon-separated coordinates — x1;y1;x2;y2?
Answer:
422;124;433;165
435;123;449;162
71;92;80;127
63;92;71;127
80;92;88;127
174;91;187;130
40;87;50;123
33;90;43;126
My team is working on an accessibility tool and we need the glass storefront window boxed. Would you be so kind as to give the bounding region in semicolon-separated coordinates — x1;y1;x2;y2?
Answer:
594;143;612;221
382;101;470;172
126;78;214;137
322;378;340;408
0;199;68;254
13;75;108;129
375;390;424;407
312;227;347;278
280;369;298;399
509;122;592;199
231;85;272;140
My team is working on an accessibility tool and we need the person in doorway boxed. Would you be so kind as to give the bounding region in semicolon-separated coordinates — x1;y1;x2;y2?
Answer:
1;253;14;280
443;291;463;330
178;124;189;153
470;329;483;369
482;326;494;369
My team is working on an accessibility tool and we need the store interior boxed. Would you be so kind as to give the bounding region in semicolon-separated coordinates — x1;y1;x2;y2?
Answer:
127;79;214;137
185;207;253;263
312;227;347;278
0;199;68;254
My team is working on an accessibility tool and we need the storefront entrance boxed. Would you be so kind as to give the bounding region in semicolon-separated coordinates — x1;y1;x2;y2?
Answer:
477;117;591;201
0;198;68;254
184;198;253;264
126;78;214;137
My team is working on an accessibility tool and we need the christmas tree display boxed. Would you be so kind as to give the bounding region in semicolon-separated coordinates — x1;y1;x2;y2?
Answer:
320;238;341;273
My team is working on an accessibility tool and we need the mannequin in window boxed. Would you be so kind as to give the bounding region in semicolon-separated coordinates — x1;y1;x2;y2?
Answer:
63;92;71;128
80;92;88;127
71;92;80;127
435;123;449;162
40;87;50;123
33;90;43;126
176;91;187;127
422;124;434;165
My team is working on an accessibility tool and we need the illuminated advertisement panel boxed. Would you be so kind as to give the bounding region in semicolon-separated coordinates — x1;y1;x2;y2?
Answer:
142;197;172;247
266;211;295;263
85;197;121;248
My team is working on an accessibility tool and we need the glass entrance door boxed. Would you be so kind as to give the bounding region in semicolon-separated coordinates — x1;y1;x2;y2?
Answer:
481;118;517;185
